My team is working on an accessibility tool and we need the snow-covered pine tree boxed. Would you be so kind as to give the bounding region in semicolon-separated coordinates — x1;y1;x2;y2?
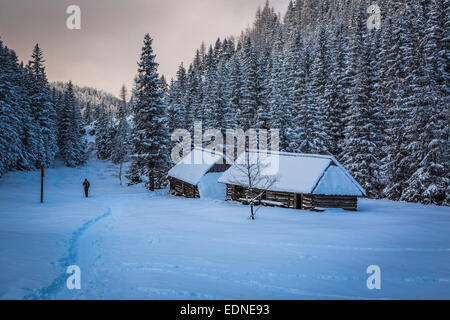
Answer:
378;9;405;199
341;3;384;197
421;0;449;205
59;81;87;167
237;36;261;130
174;63;188;130
126;34;170;190
202;46;222;129
251;1;280;52
284;30;305;153
221;37;235;62
283;0;297;38
400;1;449;205
17;60;39;170
26;44;58;168
190;50;206;126
160;75;169;99
225;53;244;130
166;78;178;135
111;85;130;185
295;40;328;154
214;58;228;132
0;40;23;176
186;64;203;131
94;106;115;161
328;22;351;158
268;28;290;151
255;44;271;130
83;102;93;124
311;24;333;152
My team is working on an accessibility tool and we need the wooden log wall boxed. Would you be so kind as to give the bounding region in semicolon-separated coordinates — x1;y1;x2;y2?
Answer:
226;184;243;201
302;194;357;211
169;178;200;198
265;191;295;208
225;185;359;211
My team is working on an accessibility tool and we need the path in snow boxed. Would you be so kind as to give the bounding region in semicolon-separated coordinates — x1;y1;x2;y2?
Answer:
24;209;111;300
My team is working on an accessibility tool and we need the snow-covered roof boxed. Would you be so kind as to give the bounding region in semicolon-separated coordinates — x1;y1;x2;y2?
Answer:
218;151;366;197
167;148;227;186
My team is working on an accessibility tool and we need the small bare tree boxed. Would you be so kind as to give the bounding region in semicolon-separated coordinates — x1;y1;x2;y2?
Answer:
228;150;278;220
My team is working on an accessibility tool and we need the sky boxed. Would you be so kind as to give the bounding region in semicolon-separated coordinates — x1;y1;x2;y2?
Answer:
0;0;290;96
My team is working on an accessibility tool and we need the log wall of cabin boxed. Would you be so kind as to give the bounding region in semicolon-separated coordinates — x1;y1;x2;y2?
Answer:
265;191;295;208
169;177;200;198
226;184;243;201
225;184;358;211
302;194;357;211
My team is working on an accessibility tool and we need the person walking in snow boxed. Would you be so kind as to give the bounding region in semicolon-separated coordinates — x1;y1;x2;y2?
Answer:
83;179;90;198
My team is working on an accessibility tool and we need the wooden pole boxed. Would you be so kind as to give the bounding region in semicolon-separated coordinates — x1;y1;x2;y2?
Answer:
40;165;44;203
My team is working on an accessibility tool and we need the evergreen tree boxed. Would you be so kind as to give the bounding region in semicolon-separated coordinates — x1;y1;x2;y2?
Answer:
255;44;271;130
296;43;328;154
59;81;87;167
16;60;39;170
237;36;261;130
83;102;93;124
202;46;223;129
94;106;114;160
166;78;179;135
311;25;333;151
328;23;351;157
341;4;384;197
0;41;23;175
111;85;130;185
27;44;58;167
226;53;244;129
186;64;203;131
268;29;290;151
126;34;170;190
284;30;305;152
400;1;449;204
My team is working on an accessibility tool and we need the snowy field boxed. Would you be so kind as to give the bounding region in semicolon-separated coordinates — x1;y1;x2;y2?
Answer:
0;160;449;300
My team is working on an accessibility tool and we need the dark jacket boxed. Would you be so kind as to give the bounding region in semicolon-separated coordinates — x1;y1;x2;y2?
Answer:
83;180;90;190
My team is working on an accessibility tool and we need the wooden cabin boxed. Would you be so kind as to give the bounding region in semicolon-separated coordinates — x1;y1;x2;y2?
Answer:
168;148;231;199
218;151;366;211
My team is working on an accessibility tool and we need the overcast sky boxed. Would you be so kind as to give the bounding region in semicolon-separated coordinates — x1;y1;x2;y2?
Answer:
0;0;290;96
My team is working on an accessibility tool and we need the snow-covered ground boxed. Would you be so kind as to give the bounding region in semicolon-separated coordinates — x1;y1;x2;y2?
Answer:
0;160;449;300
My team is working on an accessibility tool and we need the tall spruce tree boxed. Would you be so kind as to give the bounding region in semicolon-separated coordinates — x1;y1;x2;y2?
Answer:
311;25;333;152
126;34;169;190
400;1;449;204
94;106;114;160
237;36;261;130
341;3;384;197
59;81;87;167
111;85;130;185
0;40;23;176
268;29;290;151
27;44;58;168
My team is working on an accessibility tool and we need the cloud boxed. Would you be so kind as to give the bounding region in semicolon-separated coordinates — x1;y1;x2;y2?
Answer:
0;0;290;95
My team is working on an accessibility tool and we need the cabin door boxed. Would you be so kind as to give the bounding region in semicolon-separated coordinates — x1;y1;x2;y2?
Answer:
295;194;302;209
